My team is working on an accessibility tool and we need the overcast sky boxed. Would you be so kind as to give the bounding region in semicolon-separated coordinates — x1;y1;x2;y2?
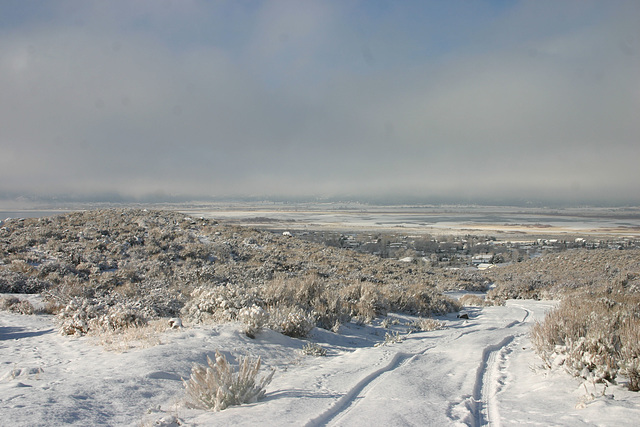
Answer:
1;0;639;205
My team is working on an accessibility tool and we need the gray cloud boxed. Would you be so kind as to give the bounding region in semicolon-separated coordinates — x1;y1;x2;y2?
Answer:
1;0;638;204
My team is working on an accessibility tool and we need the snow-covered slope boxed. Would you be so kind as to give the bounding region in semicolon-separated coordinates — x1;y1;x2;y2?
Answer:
2;300;639;426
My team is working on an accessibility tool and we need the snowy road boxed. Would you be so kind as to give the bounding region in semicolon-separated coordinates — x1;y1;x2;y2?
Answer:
2;300;639;426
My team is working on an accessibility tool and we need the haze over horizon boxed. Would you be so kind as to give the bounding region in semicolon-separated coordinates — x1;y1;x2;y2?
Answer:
1;1;639;206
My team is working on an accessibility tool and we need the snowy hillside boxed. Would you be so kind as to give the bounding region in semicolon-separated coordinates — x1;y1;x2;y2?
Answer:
2;209;639;425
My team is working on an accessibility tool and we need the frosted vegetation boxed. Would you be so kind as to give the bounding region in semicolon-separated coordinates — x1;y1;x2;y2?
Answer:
487;249;640;391
183;350;274;411
0;209;459;340
1;208;639;418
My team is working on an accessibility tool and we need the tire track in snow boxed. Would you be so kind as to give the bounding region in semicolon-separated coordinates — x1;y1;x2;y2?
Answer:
509;304;531;324
472;335;514;427
305;350;426;427
472;305;531;426
307;328;479;426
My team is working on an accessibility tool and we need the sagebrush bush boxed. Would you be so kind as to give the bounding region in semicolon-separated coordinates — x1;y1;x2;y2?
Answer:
183;350;274;411
267;304;315;338
0;296;35;314
57;297;147;336
181;285;260;324
238;305;269;338
531;291;640;390
618;317;640;391
409;317;446;332
301;342;327;356
458;294;485;307
262;275;352;330
0;268;51;294
375;331;404;347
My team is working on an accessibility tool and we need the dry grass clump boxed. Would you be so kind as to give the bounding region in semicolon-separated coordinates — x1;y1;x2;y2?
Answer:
183;350;274;411
531;290;640;390
95;319;167;352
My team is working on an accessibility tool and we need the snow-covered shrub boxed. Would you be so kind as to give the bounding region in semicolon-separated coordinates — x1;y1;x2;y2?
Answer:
94;303;147;332
409;317;446;332
263;275;349;331
57;297;94;335
531;293;640;390
342;282;382;322
619;318;640;391
301;342;327;356
183;350;274;411
0;268;51;293
181;285;259;323
380;282;460;317
267;305;315;338
0;296;35;314
238;305;269;338
57;297;146;336
375;331;404;347
458;294;485;307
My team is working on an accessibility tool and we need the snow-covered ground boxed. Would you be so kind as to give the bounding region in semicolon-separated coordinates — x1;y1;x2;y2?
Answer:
2;299;639;426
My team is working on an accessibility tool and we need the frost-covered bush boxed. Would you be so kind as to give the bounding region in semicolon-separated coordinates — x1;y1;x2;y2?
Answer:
238;305;269;338
382;282;460;316
458;294;485;307
57;297;146;336
409;317;446;332
262;275;349;330
181;285;260;323
531;293;640;390
0;268;51;293
301;342;327;356
0;296;35;314
619;318;640;391
183;350;274;411
267;305;315;338
375;331;404;347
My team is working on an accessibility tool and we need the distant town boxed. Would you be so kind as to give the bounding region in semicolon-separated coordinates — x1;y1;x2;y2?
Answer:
287;229;640;269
